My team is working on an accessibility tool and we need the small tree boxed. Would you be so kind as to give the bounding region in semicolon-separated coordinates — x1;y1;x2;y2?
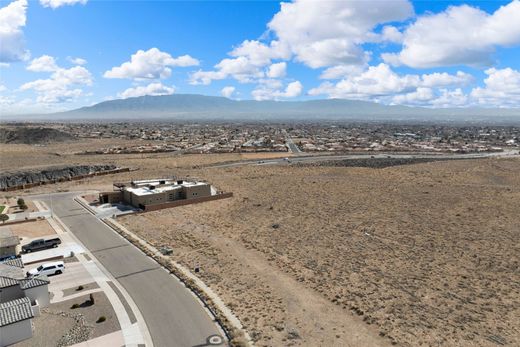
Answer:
0;214;8;223
17;198;25;208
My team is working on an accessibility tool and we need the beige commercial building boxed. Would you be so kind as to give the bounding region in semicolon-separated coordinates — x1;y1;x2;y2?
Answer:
100;178;212;209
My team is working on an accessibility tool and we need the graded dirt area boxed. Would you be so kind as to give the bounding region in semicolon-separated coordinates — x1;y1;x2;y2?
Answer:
2;139;519;347
117;158;520;347
0;219;56;238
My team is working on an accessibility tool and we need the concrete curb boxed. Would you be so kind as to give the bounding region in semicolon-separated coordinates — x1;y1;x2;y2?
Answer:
46;210;153;347
103;217;253;347
73;197;97;216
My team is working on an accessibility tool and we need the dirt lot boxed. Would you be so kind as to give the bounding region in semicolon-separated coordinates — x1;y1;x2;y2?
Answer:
0;219;56;239
117;158;520;347
3;139;519;347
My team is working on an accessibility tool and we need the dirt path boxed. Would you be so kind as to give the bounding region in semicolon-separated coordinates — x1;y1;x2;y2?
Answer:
197;229;390;347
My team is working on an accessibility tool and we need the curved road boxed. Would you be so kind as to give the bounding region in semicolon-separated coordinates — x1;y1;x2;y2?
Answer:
37;192;224;347
211;149;520;168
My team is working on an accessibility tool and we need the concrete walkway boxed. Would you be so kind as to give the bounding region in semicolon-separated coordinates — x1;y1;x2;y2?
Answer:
70;329;125;347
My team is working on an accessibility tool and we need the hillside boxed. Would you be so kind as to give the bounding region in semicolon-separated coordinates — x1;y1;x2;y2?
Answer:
0;126;75;144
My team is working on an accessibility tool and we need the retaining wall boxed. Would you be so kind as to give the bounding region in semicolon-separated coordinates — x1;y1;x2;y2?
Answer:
142;192;233;212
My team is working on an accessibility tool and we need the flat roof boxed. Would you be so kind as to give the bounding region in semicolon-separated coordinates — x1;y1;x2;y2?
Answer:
126;185;182;196
125;181;208;196
131;178;176;187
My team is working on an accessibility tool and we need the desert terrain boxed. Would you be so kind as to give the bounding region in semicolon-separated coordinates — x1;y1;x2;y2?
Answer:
2;138;519;346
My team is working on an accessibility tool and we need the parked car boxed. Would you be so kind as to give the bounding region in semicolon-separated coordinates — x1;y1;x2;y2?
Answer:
27;261;65;277
22;237;61;253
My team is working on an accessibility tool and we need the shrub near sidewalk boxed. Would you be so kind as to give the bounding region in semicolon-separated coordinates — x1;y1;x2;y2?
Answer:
17;198;28;211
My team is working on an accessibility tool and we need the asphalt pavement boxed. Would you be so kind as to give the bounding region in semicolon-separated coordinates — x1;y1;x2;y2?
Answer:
37;192;224;347
210;150;519;168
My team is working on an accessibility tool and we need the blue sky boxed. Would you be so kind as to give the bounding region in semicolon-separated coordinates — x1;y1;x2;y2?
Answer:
1;0;520;114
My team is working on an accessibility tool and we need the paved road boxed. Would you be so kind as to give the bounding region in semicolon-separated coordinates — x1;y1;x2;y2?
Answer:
37;192;224;347
283;130;302;155
211;150;520;168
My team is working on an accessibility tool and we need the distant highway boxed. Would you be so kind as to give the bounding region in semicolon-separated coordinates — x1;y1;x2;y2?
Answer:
210;150;520;169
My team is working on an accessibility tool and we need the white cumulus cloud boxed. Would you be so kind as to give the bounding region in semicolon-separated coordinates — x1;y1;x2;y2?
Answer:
20;59;93;103
104;48;199;80
39;0;87;9
309;63;475;106
27;55;59;72
190;40;289;85
383;0;520;68
190;1;413;85
267;62;287;78
67;56;87;65
470;67;520;107
221;86;236;98
118;82;175;99
0;0;29;63
252;80;303;101
268;0;413;68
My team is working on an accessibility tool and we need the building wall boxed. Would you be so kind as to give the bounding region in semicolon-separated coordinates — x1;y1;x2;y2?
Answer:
121;183;212;208
0;285;24;303
130;191;169;207
143;192;233;212
182;184;211;199
24;285;50;308
0;245;17;258
99;191;123;204
0;319;33;347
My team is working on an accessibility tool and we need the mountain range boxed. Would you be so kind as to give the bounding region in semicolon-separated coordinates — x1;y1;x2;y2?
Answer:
14;94;520;124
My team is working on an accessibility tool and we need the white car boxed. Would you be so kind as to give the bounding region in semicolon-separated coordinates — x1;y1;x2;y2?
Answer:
27;261;65;277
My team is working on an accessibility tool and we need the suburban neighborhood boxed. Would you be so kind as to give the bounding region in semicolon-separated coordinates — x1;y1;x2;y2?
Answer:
0;177;232;347
0;195;152;346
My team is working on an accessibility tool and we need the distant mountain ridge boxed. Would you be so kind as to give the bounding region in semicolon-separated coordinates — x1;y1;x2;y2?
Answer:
20;94;520;123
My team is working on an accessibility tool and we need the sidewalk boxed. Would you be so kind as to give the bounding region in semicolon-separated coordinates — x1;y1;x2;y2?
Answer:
32;198;153;347
107;217;252;345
